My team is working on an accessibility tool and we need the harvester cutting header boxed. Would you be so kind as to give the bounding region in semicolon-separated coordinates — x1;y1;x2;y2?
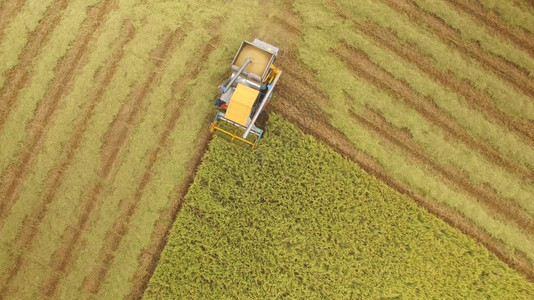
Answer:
210;39;282;148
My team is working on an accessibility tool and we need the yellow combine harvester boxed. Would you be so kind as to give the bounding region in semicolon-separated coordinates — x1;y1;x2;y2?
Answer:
210;39;282;148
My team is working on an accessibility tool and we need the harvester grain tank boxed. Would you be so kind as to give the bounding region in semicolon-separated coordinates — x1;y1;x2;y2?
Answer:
209;39;282;148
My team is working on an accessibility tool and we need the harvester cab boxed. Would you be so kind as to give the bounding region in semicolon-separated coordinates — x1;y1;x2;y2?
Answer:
209;39;282;148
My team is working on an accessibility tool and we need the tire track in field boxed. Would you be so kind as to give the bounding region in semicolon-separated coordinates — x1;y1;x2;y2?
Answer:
0;0;69;129
40;30;183;298
0;0;116;229
0;22;136;297
0;0;26;44
444;0;534;58
346;102;534;235
381;0;534;98
352;19;534;179
81;32;217;295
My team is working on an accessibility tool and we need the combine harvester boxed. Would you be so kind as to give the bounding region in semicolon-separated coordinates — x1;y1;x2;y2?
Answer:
210;39;282;148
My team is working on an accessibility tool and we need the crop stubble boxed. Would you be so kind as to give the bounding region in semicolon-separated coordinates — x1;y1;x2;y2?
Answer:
39;28;182;298
328;0;534;178
0;0;70;129
0;21;136;298
123;35;223;300
381;0;534;98
355;19;534;159
79;31;223;297
0;0;114;232
343;99;534;236
0;0;27;44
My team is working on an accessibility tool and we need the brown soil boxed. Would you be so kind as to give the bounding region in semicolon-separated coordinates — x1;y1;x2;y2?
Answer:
82;33;220;296
0;22;136;297
39;29;184;298
0;0;26;45
0;0;70;130
381;0;534;98
445;0;534;58
352;19;534;179
0;0;115;231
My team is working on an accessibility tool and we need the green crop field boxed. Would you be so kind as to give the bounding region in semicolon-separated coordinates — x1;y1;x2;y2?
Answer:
145;114;534;298
0;0;533;298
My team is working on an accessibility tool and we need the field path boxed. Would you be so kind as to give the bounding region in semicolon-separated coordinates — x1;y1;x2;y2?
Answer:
353;20;534;178
39;30;183;298
381;0;534;98
445;0;534;58
0;0;26;44
0;0;116;230
0;22;136;297
0;0;69;129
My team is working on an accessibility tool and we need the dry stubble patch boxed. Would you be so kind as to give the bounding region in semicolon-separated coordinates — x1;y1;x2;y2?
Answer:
0;0;115;233
333;44;512;184
0;21;136;298
0;0;26;44
80;29;203;296
444;0;534;58
345;102;534;236
39;29;182;298
0;0;70;129
114;36;221;299
381;0;534;98
351;19;534;179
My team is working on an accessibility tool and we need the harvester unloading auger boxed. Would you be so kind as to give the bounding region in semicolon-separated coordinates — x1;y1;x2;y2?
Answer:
210;39;282;148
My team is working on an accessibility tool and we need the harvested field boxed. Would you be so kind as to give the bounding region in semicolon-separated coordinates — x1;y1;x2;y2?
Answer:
0;0;533;298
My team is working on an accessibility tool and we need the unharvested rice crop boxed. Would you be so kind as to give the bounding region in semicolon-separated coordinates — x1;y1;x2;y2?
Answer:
145;114;534;299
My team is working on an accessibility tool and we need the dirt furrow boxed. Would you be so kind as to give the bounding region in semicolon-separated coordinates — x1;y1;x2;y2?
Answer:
0;0;26;44
348;103;534;234
445;0;534;58
381;0;534;98
0;22;135;297
0;0;116;229
353;20;534;179
0;0;69;130
40;30;183;298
